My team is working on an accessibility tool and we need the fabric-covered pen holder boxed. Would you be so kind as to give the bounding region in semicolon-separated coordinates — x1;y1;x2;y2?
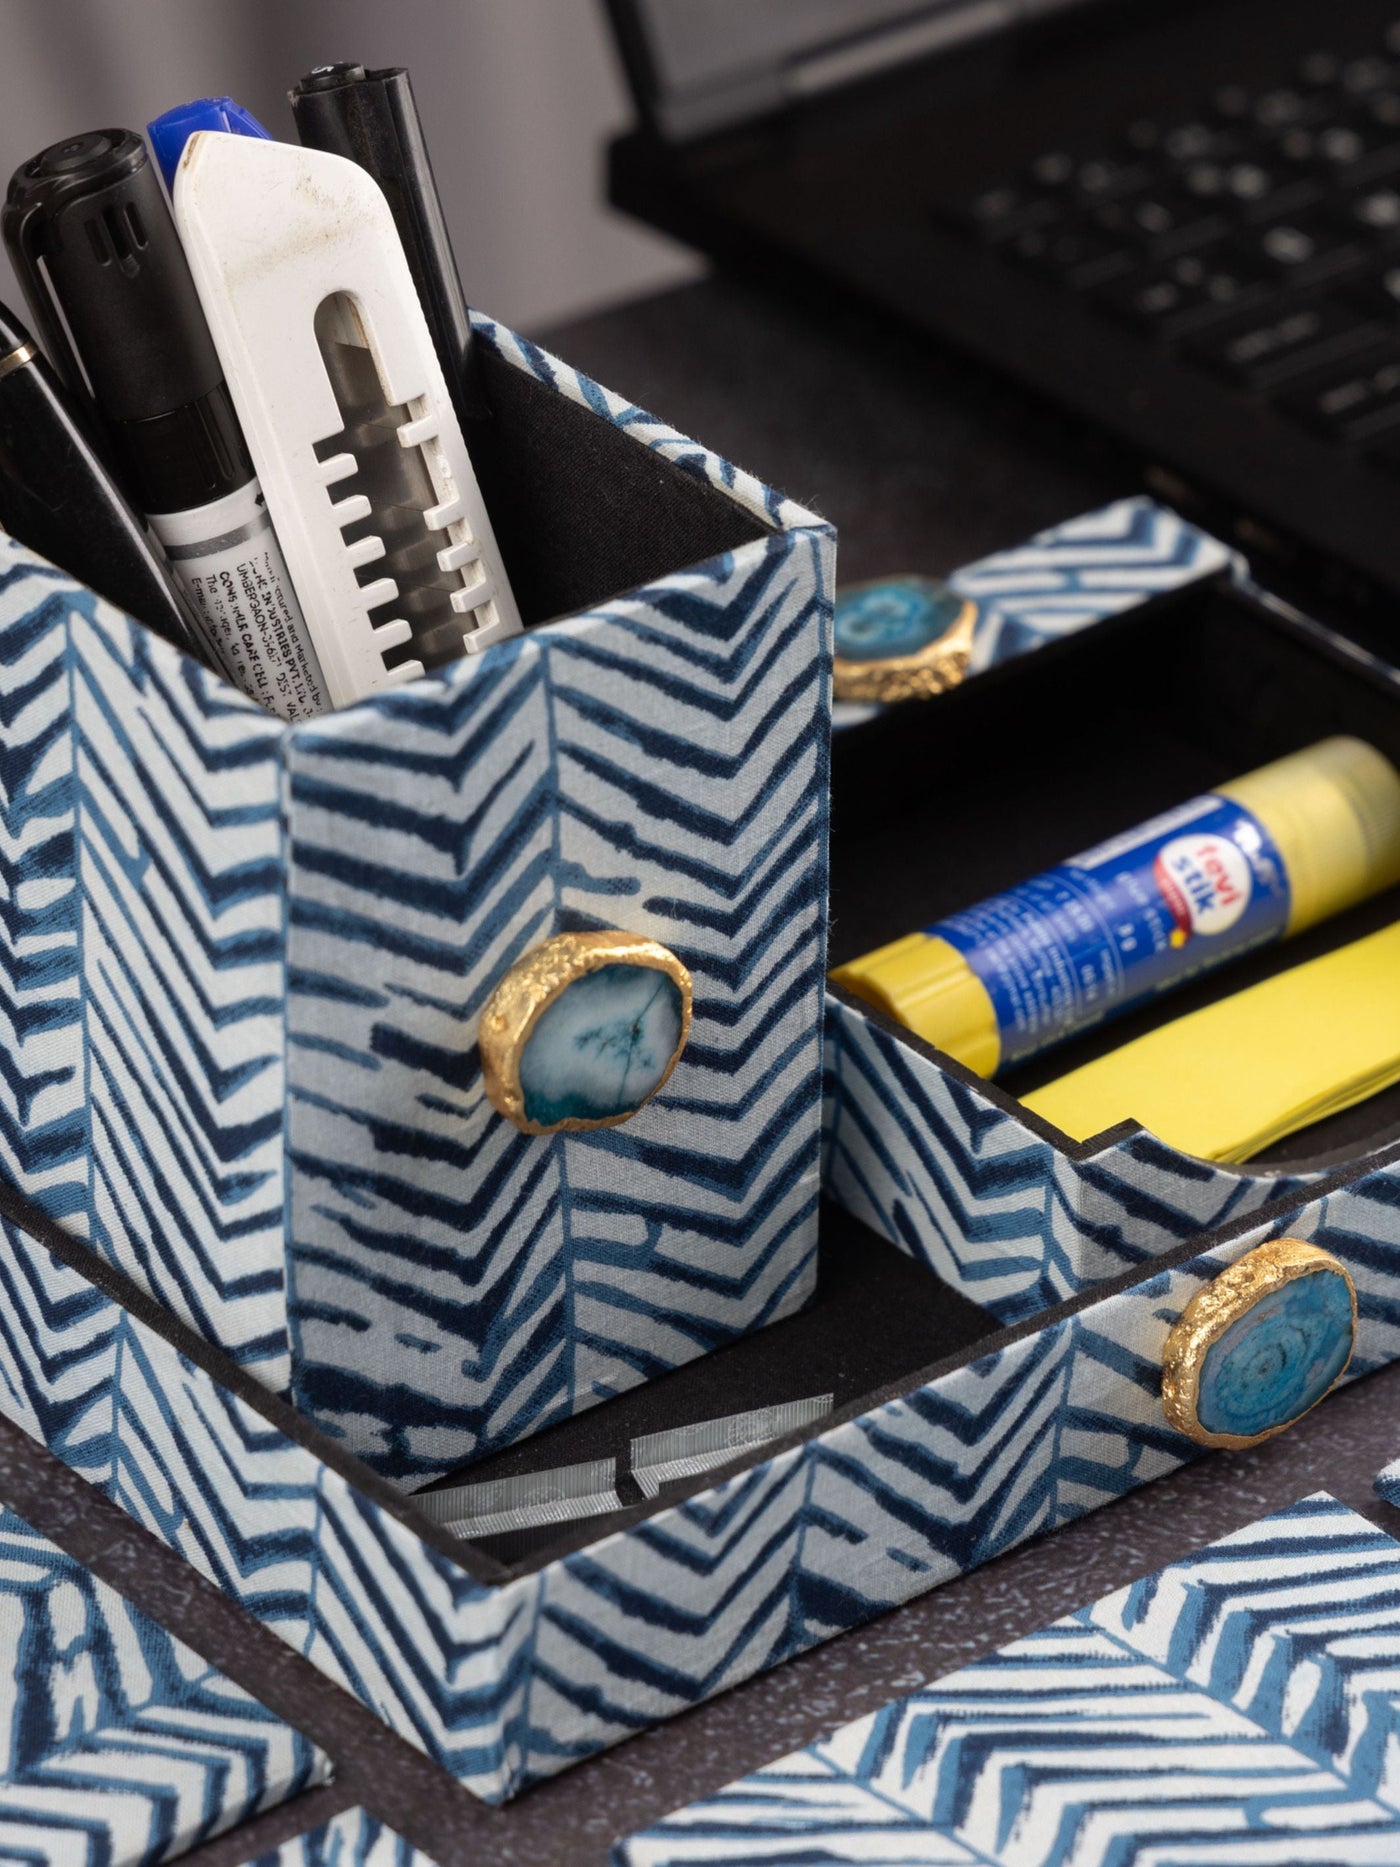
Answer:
0;318;833;1482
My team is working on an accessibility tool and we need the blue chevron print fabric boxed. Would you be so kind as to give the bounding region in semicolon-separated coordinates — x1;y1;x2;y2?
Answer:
0;1502;325;1866
831;496;1237;729
955;494;1239;672
1;1124;1398;1803
241;1808;438;1867
0;315;833;1482
823;990;1315;1323
615;1492;1400;1866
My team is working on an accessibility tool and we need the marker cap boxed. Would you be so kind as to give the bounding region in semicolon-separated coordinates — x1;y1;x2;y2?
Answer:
3;128;255;513
289;61;491;425
147;98;271;194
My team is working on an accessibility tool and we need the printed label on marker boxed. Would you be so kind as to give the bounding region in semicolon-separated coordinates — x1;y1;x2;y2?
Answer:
150;480;328;721
928;794;1291;1067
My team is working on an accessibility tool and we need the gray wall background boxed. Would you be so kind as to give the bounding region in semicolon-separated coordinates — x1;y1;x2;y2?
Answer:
0;0;701;334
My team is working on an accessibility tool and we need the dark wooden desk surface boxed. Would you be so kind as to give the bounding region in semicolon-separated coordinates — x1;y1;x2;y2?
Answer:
7;275;1397;1866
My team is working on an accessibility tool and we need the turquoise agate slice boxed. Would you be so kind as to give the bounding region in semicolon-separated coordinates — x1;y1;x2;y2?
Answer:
1197;1268;1354;1440
519;962;685;1129
834;578;966;661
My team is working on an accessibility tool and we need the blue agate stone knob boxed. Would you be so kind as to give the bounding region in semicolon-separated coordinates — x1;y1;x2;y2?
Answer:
1161;1237;1356;1449
480;931;692;1136
832;577;980;703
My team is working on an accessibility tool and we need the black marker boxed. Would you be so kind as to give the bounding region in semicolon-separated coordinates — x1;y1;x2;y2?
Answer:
3;130;328;720
290;64;492;433
0;297;205;653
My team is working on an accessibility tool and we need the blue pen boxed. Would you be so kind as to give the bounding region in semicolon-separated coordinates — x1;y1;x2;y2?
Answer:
147;97;271;193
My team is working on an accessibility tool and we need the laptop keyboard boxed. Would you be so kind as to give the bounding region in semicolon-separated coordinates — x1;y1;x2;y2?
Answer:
947;27;1400;467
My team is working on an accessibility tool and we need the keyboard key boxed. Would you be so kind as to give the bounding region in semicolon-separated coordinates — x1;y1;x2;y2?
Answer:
1029;150;1076;188
1228;160;1278;200
1279;346;1400;435
1253;86;1321;130
1094;189;1224;249
1240;208;1365;282
1190;300;1381;387
955;184;1063;241
1007;220;1136;288
1181;160;1291;206
1298;51;1342;89
1213;84;1255;123
1309;112;1400;177
1216;159;1321;221
1161;119;1242;164
1320;123;1370;163
1095;248;1270;337
1342;56;1394;95
1349;185;1400;231
1124;117;1166;154
1163;120;1212;160
1181;161;1226;198
1072;153;1152;201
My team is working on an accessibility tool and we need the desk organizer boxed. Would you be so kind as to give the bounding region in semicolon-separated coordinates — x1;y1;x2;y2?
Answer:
0;1500;325;1863
0;319;832;1482
4;437;1400;1812
616;1491;1400;1865
825;537;1400;1321
0;1106;1397;1802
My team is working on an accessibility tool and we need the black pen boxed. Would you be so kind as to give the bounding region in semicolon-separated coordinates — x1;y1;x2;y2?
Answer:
4;130;329;720
289;63;492;435
0;297;207;654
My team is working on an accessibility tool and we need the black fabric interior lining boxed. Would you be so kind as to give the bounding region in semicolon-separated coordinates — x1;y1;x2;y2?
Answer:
828;577;1400;1168
467;342;770;626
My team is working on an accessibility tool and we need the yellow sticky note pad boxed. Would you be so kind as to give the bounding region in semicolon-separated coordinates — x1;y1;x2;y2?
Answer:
1023;921;1400;1163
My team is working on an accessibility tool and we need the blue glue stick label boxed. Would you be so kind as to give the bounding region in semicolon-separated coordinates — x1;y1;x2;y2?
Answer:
928;795;1291;1068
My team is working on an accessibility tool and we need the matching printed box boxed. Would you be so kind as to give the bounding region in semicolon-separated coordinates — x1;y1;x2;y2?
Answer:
0;320;833;1484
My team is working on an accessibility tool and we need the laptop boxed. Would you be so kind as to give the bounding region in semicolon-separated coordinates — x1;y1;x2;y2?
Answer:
605;0;1400;622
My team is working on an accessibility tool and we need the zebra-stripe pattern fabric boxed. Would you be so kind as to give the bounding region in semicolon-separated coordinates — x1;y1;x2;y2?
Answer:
823;990;1313;1323
0;312;833;1484
0;1501;325;1867
614;1492;1400;1866
831;497;1237;730
241;1808;437;1867
1;1132;1397;1803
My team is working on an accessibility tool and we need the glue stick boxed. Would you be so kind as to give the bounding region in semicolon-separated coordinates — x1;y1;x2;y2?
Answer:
831;737;1400;1077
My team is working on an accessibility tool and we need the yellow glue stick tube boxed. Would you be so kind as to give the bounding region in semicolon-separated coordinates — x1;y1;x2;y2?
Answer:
831;737;1400;1077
